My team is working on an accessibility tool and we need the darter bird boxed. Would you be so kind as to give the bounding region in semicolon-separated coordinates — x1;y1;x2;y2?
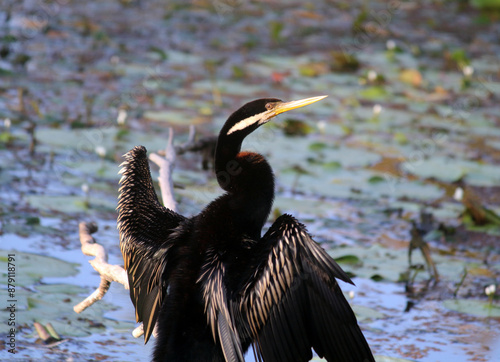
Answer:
117;96;375;362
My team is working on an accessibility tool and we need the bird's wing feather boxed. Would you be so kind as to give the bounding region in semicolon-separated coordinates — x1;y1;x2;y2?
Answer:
199;248;245;362
117;145;186;343
240;214;374;362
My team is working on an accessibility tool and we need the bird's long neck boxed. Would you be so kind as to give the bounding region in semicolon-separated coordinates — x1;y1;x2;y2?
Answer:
214;135;274;239
214;136;242;189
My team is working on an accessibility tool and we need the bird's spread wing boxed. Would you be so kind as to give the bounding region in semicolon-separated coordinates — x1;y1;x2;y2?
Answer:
117;145;186;343
199;248;245;362
240;214;374;362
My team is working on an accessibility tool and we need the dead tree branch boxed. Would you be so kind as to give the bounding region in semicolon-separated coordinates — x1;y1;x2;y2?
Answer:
73;222;128;314
149;128;177;211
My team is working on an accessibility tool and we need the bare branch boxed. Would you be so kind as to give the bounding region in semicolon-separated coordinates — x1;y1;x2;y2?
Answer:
149;127;177;212
73;216;147;338
73;222;128;314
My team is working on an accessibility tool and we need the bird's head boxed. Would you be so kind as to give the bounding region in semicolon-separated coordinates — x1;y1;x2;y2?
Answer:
215;95;327;193
220;95;327;140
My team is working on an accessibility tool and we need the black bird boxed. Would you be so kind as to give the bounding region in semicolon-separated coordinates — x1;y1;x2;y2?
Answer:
117;96;375;362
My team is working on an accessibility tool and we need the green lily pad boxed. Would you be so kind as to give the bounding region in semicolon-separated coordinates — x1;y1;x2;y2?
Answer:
368;175;385;184
61;159;120;180
335;254;361;265
143;110;201;125
25;194;116;213
191;79;263;97
331;243;474;283
0;250;132;338
0;250;78;286
352;305;386;322
259;54;310;70
359;86;388;100
18;285;132;338
36;127;118;151
273;197;342;218
443;299;500;318
402;156;500;186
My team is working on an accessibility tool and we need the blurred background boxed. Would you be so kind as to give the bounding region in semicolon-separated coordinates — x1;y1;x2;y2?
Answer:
1;0;499;360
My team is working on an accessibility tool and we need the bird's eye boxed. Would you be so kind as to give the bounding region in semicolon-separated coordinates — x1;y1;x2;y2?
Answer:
265;103;274;110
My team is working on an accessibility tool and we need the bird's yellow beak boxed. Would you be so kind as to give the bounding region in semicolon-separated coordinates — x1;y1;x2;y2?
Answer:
272;95;327;116
226;95;328;135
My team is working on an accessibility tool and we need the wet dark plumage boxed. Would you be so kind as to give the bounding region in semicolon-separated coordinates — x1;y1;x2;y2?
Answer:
117;97;375;362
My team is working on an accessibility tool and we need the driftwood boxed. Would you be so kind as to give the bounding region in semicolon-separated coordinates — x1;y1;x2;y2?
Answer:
149;128;181;212
74;126;210;339
73;221;128;313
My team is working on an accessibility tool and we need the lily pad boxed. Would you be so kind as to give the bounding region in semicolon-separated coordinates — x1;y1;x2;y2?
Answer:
36;127;118;151
25;194;117;213
331;243;473;283
143;109;204;125
191;79;263;97
18;285;132;338
402;156;500;186
0;250;78;286
60;159;120;180
443;299;500;318
358;86;388;100
352;305;386;322
273;196;344;218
